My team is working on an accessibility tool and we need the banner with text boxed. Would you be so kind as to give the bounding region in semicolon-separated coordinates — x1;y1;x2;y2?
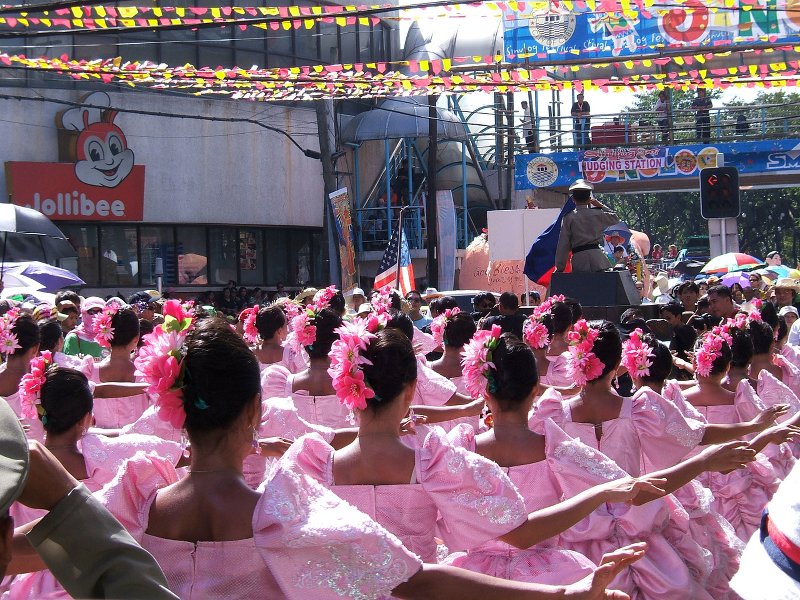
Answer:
502;1;800;63
516;139;800;189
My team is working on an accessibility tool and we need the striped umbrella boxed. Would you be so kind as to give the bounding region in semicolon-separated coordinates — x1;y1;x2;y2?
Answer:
701;252;764;274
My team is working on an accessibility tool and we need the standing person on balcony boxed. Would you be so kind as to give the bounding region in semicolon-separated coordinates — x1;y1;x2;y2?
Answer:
691;89;713;144
555;179;620;273
571;93;591;149
520;100;538;153
654;91;670;143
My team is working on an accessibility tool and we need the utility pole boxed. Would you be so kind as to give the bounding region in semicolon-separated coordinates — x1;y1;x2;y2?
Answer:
426;94;439;289
315;99;340;286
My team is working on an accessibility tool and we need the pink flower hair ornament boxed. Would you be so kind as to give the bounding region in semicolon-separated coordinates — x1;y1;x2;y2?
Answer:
522;294;565;350
0;308;21;356
430;307;460;348
694;331;728;378
19;350;53;424
621;328;654;379
313;285;338;311
328;316;387;412
370;285;394;316
93;305;117;348
461;324;503;399
566;319;604;386
134;305;198;428
242;306;260;345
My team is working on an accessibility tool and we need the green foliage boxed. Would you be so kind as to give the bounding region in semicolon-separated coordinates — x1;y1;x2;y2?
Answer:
600;91;800;266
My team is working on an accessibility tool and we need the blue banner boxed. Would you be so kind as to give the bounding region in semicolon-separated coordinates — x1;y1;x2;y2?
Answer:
503;1;800;63
515;139;800;189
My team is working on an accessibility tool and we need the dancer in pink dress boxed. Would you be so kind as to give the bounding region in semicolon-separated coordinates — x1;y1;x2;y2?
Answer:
242;303;301;372
682;328;789;541
5;360;182;599
102;316;643;600
89;306;151;429
442;333;670;588
37;319;94;378
531;320;764;598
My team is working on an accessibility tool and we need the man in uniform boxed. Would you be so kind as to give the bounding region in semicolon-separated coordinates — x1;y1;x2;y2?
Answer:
555;179;621;273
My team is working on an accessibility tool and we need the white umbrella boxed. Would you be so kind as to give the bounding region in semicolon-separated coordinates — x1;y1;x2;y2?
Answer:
0;272;44;290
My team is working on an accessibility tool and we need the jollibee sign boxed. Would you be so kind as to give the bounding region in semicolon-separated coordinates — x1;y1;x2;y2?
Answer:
5;91;144;221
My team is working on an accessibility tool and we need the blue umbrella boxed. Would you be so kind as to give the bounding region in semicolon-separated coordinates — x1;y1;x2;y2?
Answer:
2;261;84;292
604;222;632;245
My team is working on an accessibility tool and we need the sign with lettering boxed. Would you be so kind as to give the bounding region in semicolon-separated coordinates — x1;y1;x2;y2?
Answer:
5;91;144;221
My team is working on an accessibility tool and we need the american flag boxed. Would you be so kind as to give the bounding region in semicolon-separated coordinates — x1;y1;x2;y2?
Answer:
374;222;415;296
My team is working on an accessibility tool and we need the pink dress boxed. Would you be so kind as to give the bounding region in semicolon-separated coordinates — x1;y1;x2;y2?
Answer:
258;344;307;374
413;327;438;355
757;370;800;459
262;365;352;429
53;351;94;378
4;392;44;443
285;428;528;564
666;381;781;541
6;433;182;599
88;364;151;429
413;356;457;407
777;346;800;395
97;451;422;600
531;388;718;599
443;421;597;586
540;352;571;387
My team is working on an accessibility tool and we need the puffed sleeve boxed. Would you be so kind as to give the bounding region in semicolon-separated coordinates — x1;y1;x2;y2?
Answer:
119;405;182;443
632;387;705;472
254;453;422;600
445;422;478;452
95;451;180;540
733;379;766;422
260;396;336;443
662;380;707;423
757;370;800;423
414;358;457;406
262;364;294;400
279;433;336;486
282;344;309;374
540;353;572;387
417;426;527;550
83;433;183;488
413;327;438;355
529;387;568;434
777;352;800;397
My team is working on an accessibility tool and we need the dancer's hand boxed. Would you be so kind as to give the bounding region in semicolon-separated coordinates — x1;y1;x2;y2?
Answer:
257;437;293;458
751;424;800;448
700;441;756;473
564;542;647;599
750;404;790;430
600;476;666;503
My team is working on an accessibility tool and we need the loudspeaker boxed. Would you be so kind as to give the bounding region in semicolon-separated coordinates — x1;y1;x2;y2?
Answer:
550;271;641;307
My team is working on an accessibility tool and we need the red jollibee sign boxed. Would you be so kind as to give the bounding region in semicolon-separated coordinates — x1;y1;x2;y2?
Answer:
4;91;145;222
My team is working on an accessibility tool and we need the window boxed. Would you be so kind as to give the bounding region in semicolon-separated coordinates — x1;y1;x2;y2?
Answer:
160;30;197;66
176;227;208;285
199;26;234;68
209;227;237;285
238;228;264;285
59;224;99;286
140;226;176;286
100;226;138;286
265;229;289;284
290;232;313;286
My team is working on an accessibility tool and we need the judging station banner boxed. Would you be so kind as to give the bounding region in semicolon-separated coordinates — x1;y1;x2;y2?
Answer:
515;139;800;189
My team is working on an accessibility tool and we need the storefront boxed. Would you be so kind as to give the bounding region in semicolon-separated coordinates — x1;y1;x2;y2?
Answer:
1;88;326;294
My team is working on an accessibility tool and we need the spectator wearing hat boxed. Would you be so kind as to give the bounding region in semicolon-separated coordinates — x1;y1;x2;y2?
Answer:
731;462;800;599
774;278;800;311
555;179;620;273
294;287;318;307
651;273;673;304
63;297;106;359
56;301;79;336
780;305;799;330
347;287;366;315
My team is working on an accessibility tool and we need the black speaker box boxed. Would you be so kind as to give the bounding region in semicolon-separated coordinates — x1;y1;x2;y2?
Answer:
550;271;641;307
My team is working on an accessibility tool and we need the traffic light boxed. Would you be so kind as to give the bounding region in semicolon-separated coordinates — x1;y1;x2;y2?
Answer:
699;166;740;219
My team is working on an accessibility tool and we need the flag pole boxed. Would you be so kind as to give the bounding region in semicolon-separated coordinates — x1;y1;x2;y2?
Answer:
395;206;408;290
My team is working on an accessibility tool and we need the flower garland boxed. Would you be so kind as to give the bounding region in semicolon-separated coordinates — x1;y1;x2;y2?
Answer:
93;304;118;348
134;299;196;427
566;319;604;386
242;305;260;344
621;328;654;379
370;285;393;315
695;331;729;378
461;324;502;399
313;285;338;310
19;350;52;423
328;315;386;411
430;307;460;348
522;294;564;350
0;308;21;356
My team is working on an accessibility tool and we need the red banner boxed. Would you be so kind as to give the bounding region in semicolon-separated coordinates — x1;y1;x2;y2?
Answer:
5;161;145;221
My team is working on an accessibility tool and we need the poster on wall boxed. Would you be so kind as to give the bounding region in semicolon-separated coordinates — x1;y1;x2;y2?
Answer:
502;0;800;63
328;187;357;293
5;91;144;221
239;230;257;271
